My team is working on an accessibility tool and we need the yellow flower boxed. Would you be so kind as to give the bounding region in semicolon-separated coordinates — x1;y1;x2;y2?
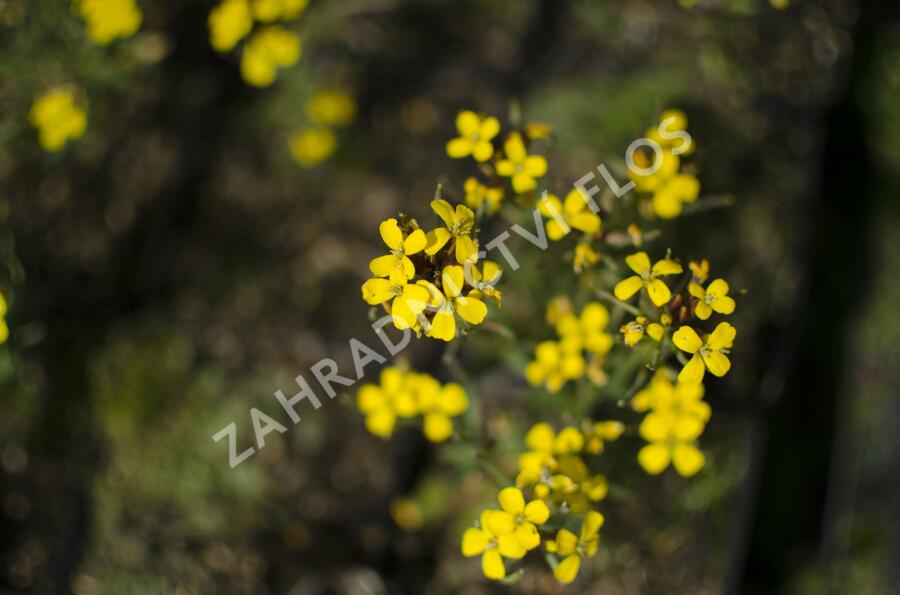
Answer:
629;148;680;193
525;121;552;139
552;456;608;512
583;420;624;454
0;291;8;345
464;177;504;214
356;367;418;438
420;265;488;341
446;110;500;162
546;511;604;584
555;303;613;356
689;278;736;320
673;322;736;384
368;218;427;281
76;0;141;45
469;260;503;308
644;109;691;154
424;199;478;264
251;0;308;22
461;510;526;581
412;375;468;442
689;259;710;282
637;407;706;477
361;269;430;330
29;88;87;152
545;296;574;325
651;173;700;219
288;127;336;167
538;190;601;240
208;0;253;52
306;90;356;127
496;132;547;193
240;26;301;87
619;315;664;347
573;243;599;274
483;487;550;552
613;251;683;307
524;340;584;393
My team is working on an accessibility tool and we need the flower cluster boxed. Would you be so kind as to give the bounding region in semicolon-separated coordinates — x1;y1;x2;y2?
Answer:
361;203;501;341
633;370;711;476
208;0;305;87
75;0;142;45
629;109;700;219
29;88;87;152
525;301;614;393
289;89;356;167
356;366;468;442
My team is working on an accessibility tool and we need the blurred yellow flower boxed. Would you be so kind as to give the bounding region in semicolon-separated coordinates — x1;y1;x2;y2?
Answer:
546;511;603;584
613;251;682;307
356;367;418;438
583;420;624;454
0;291;8;345
251;0;308;22
390;498;423;532
637;389;708;477
288;127;336;167
412;375;468;442
464;177;503;214
555;302;613;356
208;0;253;52
306;90;356;127
496;132;547;193
524;339;584;393
689;278;736;320
673;322;736;384
29;88;87;152
240;26;301;87
525;121;552;139
538;189;601;241
689;259;710;282
619;315;664;347
573;243;599;274
75;0;141;45
446;110;500;162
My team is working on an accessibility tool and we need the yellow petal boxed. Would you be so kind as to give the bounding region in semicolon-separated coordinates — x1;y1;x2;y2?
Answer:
497;532;527;559
523;155;547;177
497;487;525;515
701;350;731;377
403;228;427;254
672;443;705;477
424;227;452;255
694;301;712;320
446;137;471;158
423;412;453;442
485;509;517;535
472;140;494;162
525;422;555;452
439;383;468;415
379;218;403;251
554;554;581;584
454;295;487;325
503;132;527;162
455;110;480;136
512;172;536;193
365;408;396;438
369;254;399;277
638;443;671;475
554;529;578;556
482;548;506;580
688;282;706;299
707;278;729;296
647;323;664;342
673;326;703;353
625;251;651;274
613;276;643;301
581;510;605;539
462;527;490;556
568;212;600;234
429;310;456;341
515;522;541;551
678;353;706;384
479;116;500;139
713;295;736;315
524;499;550;524
441;265;465;299
431;199;457;228
707;322;736;350
639;413;672;442
361;278;394;305
646;279;672;307
455;235;479;265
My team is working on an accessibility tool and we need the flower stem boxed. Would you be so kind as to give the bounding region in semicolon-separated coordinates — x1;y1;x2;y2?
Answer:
593;288;641;316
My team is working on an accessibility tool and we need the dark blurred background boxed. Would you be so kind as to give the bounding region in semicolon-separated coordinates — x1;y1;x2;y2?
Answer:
1;0;899;593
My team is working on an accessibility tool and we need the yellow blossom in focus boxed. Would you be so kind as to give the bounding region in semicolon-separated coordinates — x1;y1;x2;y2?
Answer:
538;189;601;241
673;322;736;384
306;90;356;127
419;265;488;341
546;511;604;584
361;269;430;330
446;110;500;162
464;177;504;215
424;199;478;264
240;26;301;87
29;88;87;152
288;127;337;167
689;278;736;320
75;0;141;45
481;487;550;553
619;315;664;347
251;0;308;22
469;260;503;308
461;510;523;581
368;218;427;281
496;132;547;193
208;0;253;52
613;251;683;307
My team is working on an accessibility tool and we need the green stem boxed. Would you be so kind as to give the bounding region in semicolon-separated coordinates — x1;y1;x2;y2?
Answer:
593;288;641;316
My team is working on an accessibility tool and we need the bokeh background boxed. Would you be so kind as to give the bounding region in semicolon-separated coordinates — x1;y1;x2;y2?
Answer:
1;0;899;593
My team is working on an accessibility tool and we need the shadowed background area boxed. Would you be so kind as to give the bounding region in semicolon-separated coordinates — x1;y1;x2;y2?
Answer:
0;0;899;593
